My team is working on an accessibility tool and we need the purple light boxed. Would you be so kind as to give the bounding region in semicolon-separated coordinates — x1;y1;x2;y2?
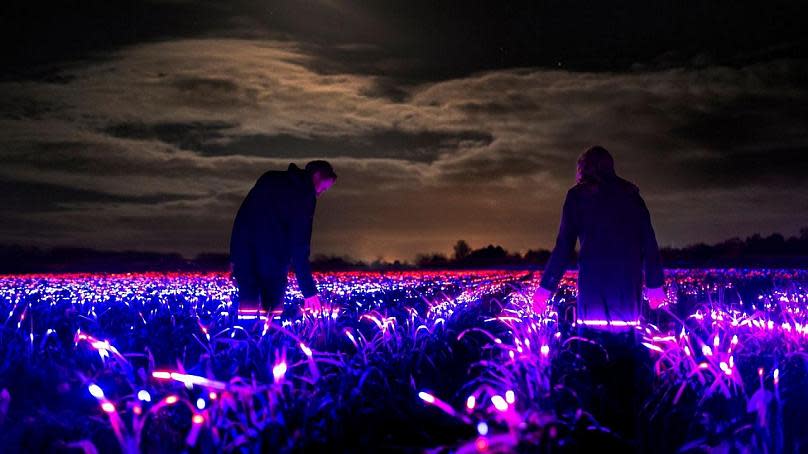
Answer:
88;384;104;399
273;361;288;382
575;319;639;327
418;391;435;404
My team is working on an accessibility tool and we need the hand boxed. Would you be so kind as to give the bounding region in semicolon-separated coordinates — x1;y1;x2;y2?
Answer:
646;286;667;309
531;286;552;314
303;295;323;315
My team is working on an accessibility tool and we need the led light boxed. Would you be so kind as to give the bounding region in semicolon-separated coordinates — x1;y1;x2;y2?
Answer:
137;390;151;402
491;395;508;412
540;345;550;356
196;398;206;410
466;395;476;410
505;390;515;404
418;391;435;404
477;422;489;436
101;402;115;413
273;361;287;382
299;342;313;357
192;414;205;425
165;395;178;405
88;384;104;399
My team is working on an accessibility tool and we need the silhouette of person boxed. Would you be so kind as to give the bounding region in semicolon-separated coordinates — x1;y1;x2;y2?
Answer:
229;160;336;317
532;146;667;324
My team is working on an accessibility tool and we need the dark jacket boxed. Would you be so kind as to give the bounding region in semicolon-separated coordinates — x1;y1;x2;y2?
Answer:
539;175;664;322
229;164;317;297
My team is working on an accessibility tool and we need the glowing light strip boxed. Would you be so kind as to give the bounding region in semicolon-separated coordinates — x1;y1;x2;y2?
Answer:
574;319;640;327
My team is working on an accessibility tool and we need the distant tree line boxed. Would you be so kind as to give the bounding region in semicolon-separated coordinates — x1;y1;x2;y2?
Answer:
1;227;807;274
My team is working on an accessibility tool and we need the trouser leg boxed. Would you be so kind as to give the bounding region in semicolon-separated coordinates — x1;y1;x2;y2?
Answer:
233;270;261;313
258;271;288;313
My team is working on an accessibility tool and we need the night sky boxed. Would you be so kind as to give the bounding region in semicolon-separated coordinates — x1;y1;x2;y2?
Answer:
2;1;807;261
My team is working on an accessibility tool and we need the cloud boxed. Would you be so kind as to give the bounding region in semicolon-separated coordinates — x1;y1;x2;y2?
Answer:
1;38;807;260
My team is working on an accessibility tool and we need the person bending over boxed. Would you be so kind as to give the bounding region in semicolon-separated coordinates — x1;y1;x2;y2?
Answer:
229;160;336;317
532;146;667;324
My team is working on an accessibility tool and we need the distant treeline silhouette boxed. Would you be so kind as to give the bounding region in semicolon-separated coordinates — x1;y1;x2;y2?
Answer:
1;228;807;274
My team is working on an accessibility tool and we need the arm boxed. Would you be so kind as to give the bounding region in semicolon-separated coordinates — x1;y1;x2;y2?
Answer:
539;190;579;292
290;197;318;298
637;192;665;290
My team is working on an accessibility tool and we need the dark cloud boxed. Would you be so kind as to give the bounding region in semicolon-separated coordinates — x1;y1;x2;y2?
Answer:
103;121;235;153
2;3;808;260
665;146;808;190
0;177;203;213
670;94;808;151
5;0;808;84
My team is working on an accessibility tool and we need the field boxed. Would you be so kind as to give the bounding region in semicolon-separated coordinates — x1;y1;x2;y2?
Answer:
0;269;807;453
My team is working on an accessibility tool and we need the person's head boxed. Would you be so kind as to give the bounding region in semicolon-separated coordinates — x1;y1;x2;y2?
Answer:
576;146;616;185
305;160;337;197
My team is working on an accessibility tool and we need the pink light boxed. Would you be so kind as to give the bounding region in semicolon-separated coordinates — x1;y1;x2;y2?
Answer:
774;368;780;385
713;335;720;348
344;329;358;347
273;361;287;382
540;345;550;356
418;391;459;418
192;414;205;425
575;319;639;327
209;392;217;400
684;345;691;356
101;402;116;413
466;395;476;410
165;395;179;405
418;391;435;404
491;395;508;412
505;390;515;404
169;372;227;390
641;342;664;353
299;342;313;357
153;371;171;379
702;345;713;357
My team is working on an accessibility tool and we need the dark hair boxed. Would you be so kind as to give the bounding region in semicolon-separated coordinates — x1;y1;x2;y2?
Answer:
305;160;337;180
576;146;615;185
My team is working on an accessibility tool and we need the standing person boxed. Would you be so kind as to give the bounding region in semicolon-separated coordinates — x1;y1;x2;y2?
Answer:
532;146;667;322
229;160;336;318
531;146;667;445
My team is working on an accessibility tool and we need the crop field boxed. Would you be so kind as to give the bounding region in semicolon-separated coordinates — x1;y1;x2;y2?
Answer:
0;269;806;453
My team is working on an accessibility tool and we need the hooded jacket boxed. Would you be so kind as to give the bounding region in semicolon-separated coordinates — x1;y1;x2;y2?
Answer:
229;164;317;297
539;175;664;323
